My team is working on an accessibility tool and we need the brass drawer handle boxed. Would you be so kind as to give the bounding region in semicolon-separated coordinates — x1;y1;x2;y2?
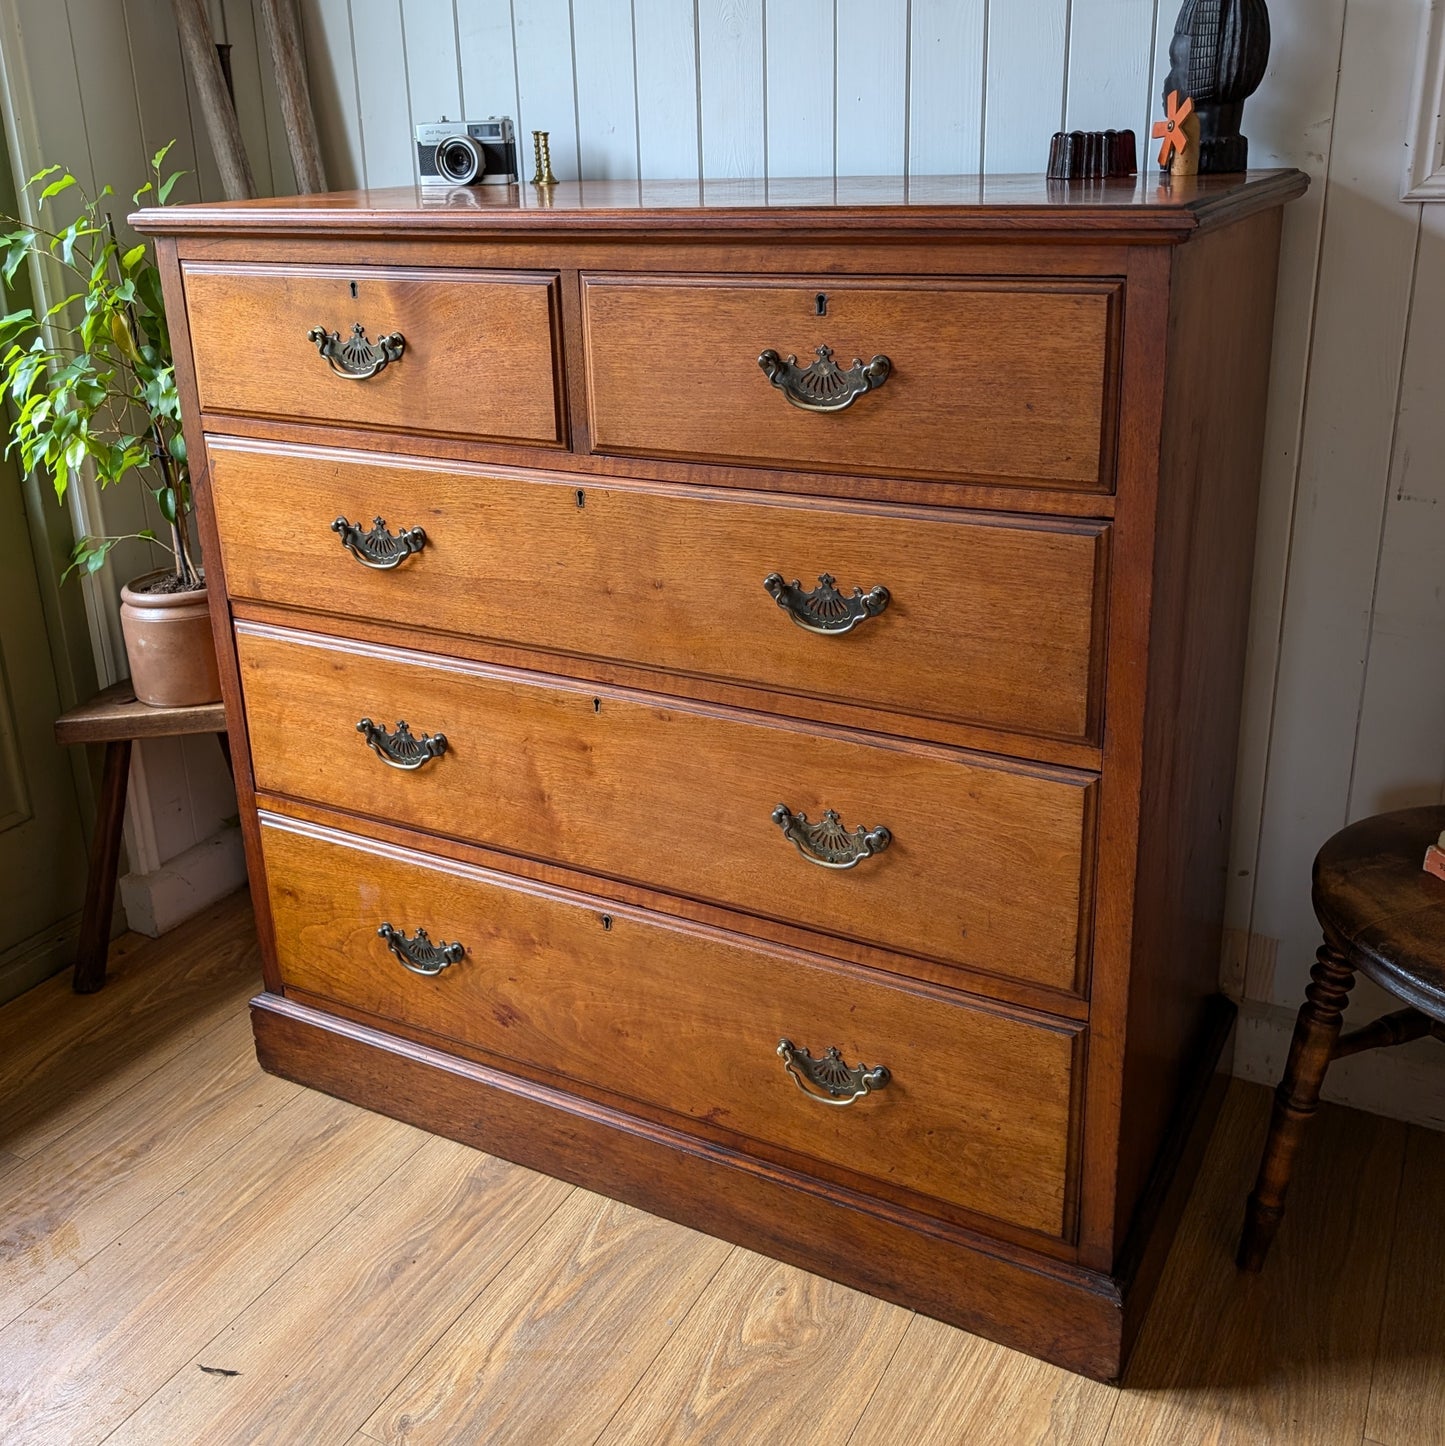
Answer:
332;515;427;570
778;1039;890;1107
307;322;405;379
772;804;891;870
763;572;890;635
378;923;464;977
758;344;891;413
357;718;448;771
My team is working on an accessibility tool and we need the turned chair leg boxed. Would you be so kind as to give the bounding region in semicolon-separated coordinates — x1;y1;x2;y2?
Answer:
1237;941;1356;1271
73;738;132;995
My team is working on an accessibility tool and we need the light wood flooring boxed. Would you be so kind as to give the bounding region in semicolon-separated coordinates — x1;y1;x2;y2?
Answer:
2;890;1442;1445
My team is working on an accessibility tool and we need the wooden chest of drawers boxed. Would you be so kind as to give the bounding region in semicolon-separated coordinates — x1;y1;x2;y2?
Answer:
138;172;1306;1381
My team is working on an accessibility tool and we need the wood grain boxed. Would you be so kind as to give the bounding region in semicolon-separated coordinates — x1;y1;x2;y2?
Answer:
105;1140;574;1446
260;812;1083;1238
362;1192;733;1444
1109;1085;1405;1443
181;262;563;443
53;679;226;745
0;1090;425;1446
596;1250;911;1443
849;1311;1118;1444
1364;1125;1445;1446
583;275;1119;489
208;438;1110;746
0;891;259;1160
237;624;1096;994
0;1009;297;1329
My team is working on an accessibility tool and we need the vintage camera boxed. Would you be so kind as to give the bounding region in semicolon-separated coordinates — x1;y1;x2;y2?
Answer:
415;117;518;186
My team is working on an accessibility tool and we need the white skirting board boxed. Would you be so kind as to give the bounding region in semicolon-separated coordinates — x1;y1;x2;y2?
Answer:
118;825;249;939
1233;998;1445;1132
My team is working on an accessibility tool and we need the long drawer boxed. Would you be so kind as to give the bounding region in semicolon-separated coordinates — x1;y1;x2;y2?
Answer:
260;811;1083;1239
582;274;1121;489
209;439;1108;745
182;262;564;444
237;623;1095;995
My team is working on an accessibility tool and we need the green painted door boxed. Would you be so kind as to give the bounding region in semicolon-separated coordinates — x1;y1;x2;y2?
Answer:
0;456;90;1001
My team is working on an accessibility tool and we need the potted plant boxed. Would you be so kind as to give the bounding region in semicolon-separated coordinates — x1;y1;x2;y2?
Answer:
0;145;219;707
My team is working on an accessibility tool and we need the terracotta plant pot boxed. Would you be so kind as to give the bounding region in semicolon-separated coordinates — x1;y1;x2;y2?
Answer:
119;570;222;707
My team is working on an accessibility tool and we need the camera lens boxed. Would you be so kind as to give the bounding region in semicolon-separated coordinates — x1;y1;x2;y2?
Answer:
436;135;482;184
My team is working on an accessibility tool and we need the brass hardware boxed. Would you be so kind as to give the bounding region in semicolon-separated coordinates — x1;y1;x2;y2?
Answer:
357;718;448;770
763;572;890;635
332;515;427;570
307;322;405;379
772;804;892;870
378;923;464;977
758;344;891;412
531;130;558;186
777;1038;890;1107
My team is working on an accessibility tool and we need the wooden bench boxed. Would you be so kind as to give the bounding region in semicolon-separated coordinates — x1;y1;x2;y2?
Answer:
54;681;229;993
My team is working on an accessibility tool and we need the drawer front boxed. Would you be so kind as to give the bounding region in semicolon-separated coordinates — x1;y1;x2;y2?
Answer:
583;275;1120;489
261;813;1082;1238
210;440;1108;745
238;625;1095;994
182;262;563;444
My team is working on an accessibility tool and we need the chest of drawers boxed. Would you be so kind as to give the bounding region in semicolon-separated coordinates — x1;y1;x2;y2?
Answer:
138;171;1306;1381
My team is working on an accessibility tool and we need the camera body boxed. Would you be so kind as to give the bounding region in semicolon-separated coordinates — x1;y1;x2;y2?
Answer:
415;117;518;186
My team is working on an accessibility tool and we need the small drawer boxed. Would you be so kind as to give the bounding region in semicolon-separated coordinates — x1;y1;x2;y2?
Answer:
209;440;1109;745
582;274;1121;490
260;812;1083;1239
181;262;564;444
237;624;1096;996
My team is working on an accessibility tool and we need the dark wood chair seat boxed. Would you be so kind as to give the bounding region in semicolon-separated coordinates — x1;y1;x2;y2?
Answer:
55;681;229;994
1238;805;1445;1271
1312;807;1445;1018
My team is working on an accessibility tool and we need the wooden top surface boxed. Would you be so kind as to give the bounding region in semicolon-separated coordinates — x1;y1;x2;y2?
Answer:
133;170;1308;244
1313;806;1445;1020
54;680;226;745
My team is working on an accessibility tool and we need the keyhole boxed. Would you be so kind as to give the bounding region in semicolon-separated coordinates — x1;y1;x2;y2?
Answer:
349;280;358;299
576;489;586;508
815;292;828;316
593;697;601;713
600;914;613;931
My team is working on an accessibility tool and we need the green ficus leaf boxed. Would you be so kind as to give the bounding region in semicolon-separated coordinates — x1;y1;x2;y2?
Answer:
38;173;76;202
157;170;186;206
121;244;146;272
28;164;61;187
151;141;176;172
155;485;177;523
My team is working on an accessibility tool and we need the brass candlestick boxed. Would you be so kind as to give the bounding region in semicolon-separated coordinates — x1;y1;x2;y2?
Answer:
531;130;558;187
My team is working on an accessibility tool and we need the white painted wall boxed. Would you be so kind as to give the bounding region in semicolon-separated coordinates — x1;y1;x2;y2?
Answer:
5;0;1441;1116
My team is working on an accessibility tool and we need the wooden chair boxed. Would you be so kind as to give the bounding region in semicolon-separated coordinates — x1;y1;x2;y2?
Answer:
1238;805;1445;1270
54;681;229;994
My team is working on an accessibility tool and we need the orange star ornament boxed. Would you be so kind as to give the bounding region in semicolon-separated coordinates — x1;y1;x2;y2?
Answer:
1153;90;1196;169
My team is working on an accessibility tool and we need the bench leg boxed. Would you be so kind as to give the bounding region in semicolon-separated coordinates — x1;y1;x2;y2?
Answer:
1237;940;1356;1271
73;737;132;994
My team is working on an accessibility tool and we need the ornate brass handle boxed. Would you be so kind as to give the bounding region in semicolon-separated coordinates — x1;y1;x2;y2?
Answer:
332;515;427;570
772;804;891;870
357;718;448;771
777;1039;890;1107
763;572;890;635
758;344;891;412
377;923;464;977
307;322;405;379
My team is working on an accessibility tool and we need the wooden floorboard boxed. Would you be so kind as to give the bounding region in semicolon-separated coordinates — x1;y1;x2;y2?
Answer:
0;892;259;1161
106;1139;575;1446
1108;1085;1406;1445
848;1312;1120;1445
1364;1125;1445;1446
362;1191;734;1445
0;892;1439;1444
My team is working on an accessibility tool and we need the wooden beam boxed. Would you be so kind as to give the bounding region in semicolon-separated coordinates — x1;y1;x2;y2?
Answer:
256;0;327;193
170;0;256;200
